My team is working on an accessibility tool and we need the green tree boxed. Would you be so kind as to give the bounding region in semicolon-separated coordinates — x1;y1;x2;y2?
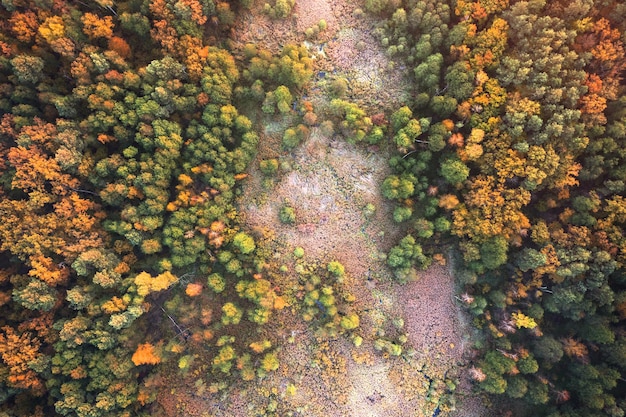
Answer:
232;232;256;255
533;336;564;364
480;236;508;270
440;157;470;185
382;174;416;200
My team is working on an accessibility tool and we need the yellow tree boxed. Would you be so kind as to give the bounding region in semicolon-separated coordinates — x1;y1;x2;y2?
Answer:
0;326;46;395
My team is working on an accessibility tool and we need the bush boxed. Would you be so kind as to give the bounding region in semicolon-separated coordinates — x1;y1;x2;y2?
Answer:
330;99;372;142
364;0;389;14
327;261;346;278
282;128;299;149
367;125;385;144
320;120;335;136
207;273;226;293
279;205;296;224
393;206;413;223
340;313;360;330
259;159;279;176
363;203;376;218
282;124;308;149
274;85;293;113
221;302;243;325
329;77;348;97
264;0;295;19
232;232;256;254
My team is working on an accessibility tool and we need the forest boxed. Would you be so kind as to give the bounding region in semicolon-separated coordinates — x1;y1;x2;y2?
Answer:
0;0;625;416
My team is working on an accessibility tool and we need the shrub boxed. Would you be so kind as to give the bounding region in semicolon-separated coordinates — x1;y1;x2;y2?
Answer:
329;77;348;97
221;302;243;325
207;273;226;293
363;203;376;218
340;313;360;330
264;0;295;19
393;206;413;223
327;261;345;278
305;27;317;38
320;120;335;136
279;205;296;224
274;0;294;18
282;124;308;149
303;111;318;126
364;0;389;14
260;352;279;372
259;159;279;175
282;128;299;149
330;99;372;142
274;85;293;113
367;125;385;144
232;232;256;254
374;338;402;356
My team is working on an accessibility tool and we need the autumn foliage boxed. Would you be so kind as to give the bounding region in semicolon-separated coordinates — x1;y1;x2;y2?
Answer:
0;0;625;415
132;343;162;366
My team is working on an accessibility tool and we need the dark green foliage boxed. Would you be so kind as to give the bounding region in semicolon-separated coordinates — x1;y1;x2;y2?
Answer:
444;61;474;101
506;376;528;398
387;235;431;281
0;1;274;414
478;351;516;395
517;355;539;374
516;248;547;272
533;336;564;364
1;0;625;415
479;236;508;270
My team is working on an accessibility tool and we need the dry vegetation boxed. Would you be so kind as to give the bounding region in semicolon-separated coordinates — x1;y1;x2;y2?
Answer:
155;1;491;415
232;0;411;110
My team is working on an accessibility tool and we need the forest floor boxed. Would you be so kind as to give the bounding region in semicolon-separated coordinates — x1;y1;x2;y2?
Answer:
155;1;491;415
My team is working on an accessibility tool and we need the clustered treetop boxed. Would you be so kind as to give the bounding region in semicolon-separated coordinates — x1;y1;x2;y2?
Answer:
370;0;626;415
